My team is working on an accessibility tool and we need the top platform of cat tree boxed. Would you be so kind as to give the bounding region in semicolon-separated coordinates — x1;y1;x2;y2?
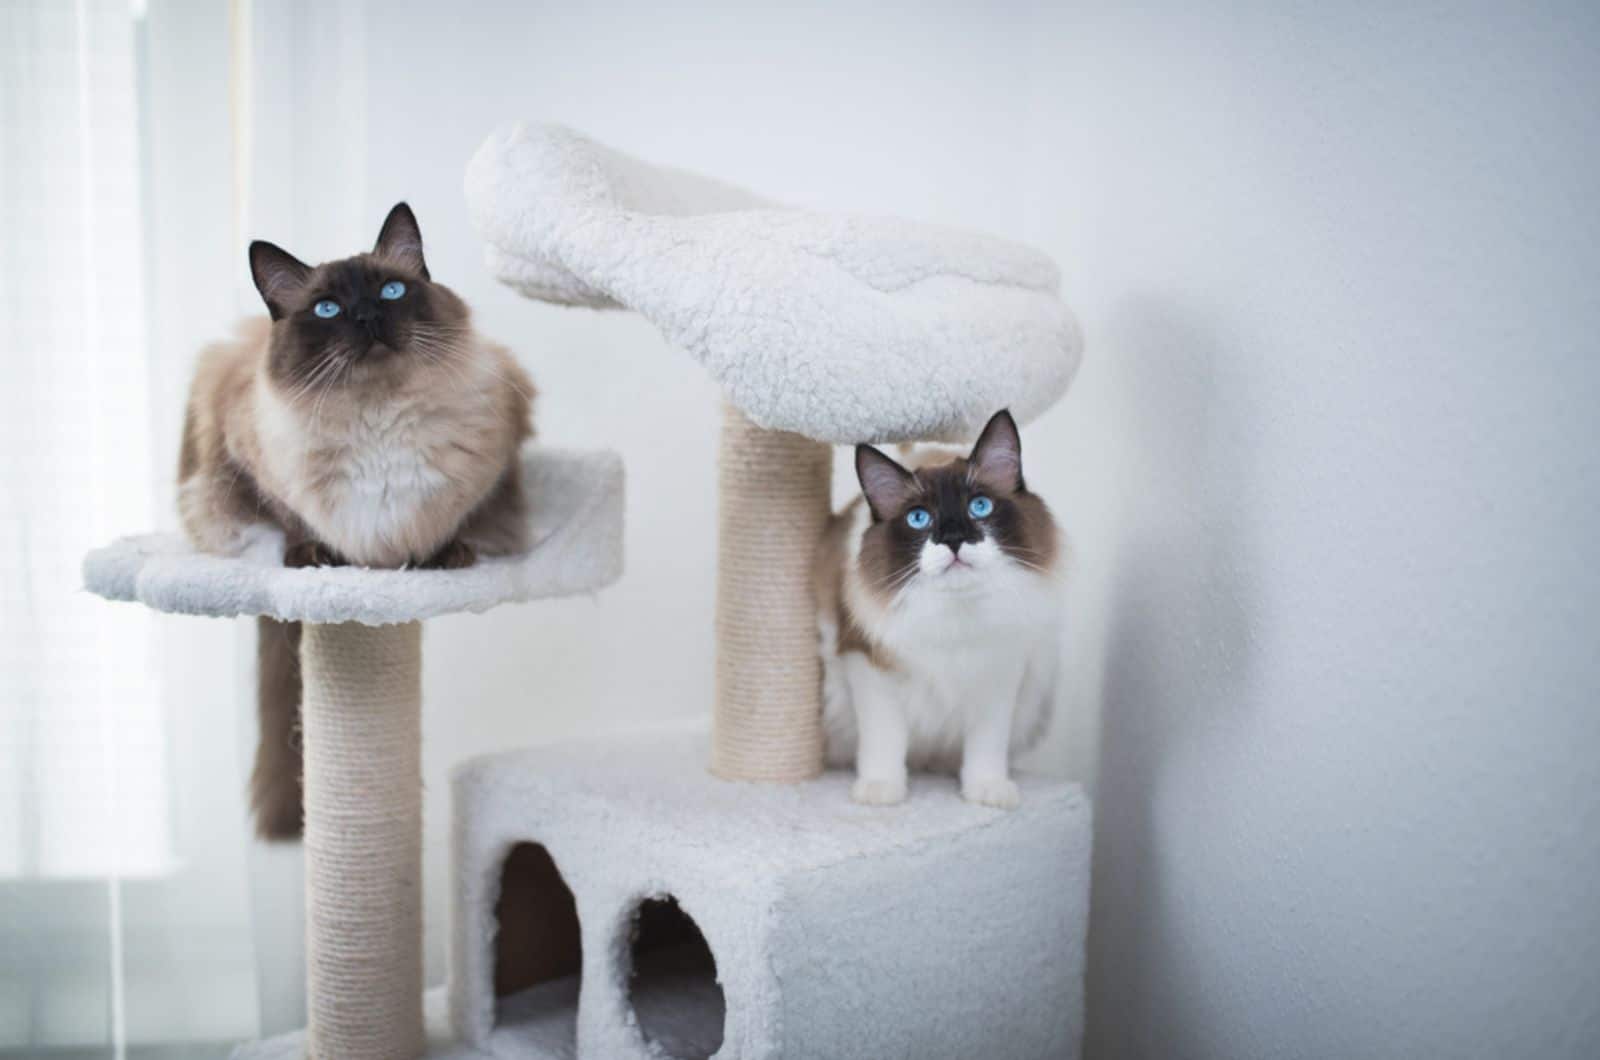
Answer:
81;447;624;626
465;122;1083;445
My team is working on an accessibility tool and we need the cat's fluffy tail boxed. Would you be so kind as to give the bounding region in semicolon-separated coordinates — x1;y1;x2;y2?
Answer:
251;617;304;840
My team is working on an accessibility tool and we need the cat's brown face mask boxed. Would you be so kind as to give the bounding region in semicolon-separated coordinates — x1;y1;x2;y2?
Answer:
248;202;470;392
853;409;1059;598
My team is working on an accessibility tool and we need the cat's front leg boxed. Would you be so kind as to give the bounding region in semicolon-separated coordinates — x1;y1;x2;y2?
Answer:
418;538;476;570
844;654;909;805
961;698;1021;810
283;537;346;569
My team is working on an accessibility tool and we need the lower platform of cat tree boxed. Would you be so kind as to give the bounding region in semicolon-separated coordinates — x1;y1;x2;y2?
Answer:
234;728;1091;1060
459;729;1090;1060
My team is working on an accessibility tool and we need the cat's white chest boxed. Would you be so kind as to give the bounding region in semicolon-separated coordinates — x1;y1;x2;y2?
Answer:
886;605;1036;711
319;408;448;555
822;557;1062;772
257;388;452;564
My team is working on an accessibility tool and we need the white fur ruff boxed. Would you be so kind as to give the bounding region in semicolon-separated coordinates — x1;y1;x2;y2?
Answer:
250;351;509;568
257;384;447;555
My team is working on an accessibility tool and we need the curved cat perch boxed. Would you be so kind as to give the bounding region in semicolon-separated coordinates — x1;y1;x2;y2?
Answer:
83;448;624;1060
466;122;1083;781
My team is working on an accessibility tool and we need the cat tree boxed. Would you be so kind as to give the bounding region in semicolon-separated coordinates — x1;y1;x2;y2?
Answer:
85;123;1091;1059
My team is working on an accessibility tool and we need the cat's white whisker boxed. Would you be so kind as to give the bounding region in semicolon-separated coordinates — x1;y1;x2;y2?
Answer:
282;354;343;406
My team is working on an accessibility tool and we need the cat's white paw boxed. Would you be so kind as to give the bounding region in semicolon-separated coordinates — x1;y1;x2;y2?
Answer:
962;775;1021;810
852;775;909;806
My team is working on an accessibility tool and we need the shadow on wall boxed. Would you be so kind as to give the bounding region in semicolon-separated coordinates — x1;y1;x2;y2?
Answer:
1083;297;1263;1058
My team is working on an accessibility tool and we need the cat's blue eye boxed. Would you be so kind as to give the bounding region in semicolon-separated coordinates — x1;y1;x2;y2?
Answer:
968;495;995;519
380;280;406;300
313;300;341;319
906;507;932;530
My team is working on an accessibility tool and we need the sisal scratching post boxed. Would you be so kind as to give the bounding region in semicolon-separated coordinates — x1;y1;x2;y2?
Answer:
712;403;832;781
300;621;425;1060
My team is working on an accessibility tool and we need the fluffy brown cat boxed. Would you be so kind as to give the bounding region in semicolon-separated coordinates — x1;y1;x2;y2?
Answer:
178;203;534;838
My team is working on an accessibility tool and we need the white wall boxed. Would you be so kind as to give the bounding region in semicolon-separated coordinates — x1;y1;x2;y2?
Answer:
249;1;1599;1054
1032;2;1600;1057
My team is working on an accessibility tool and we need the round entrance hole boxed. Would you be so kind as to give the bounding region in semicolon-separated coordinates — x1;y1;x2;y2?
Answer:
626;896;726;1059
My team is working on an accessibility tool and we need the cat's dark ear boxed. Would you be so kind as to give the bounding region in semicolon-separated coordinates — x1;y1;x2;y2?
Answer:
374;202;429;279
855;444;918;521
970;409;1024;492
248;241;311;321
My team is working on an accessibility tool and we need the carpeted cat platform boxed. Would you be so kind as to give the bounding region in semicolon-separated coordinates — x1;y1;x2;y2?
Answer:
83;446;623;623
466;122;1082;447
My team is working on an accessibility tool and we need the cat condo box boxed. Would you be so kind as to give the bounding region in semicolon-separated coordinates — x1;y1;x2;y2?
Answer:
449;729;1092;1060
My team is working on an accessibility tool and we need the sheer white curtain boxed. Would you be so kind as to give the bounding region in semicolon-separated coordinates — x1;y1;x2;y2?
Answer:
0;0;263;1053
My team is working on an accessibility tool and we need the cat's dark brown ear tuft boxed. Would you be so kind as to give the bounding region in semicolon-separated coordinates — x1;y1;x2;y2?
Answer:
855;444;917;521
248;241;311;321
970;409;1024;491
374;202;428;279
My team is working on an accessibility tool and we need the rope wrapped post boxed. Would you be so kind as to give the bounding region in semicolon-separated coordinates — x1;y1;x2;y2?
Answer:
300;621;425;1060
712;403;833;781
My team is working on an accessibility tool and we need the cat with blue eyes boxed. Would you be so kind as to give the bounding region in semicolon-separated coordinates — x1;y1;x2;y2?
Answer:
815;410;1064;809
177;202;534;838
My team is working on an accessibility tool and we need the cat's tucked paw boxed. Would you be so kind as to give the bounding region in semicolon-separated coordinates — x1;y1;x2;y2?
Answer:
420;539;476;570
283;540;344;569
962;775;1021;810
852;775;909;806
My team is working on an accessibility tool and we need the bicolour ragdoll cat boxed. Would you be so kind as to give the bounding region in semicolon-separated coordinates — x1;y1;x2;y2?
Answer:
178;203;534;838
816;410;1063;810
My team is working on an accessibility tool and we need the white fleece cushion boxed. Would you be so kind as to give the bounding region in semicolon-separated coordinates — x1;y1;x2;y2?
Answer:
465;122;1083;445
82;447;623;626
